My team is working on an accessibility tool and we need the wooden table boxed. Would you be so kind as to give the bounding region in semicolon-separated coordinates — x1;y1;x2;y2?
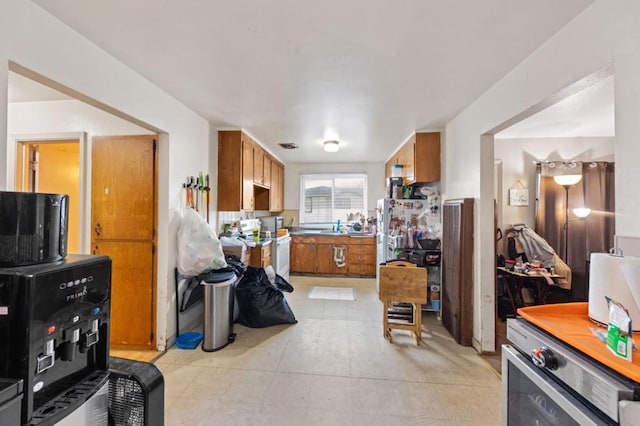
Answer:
378;261;427;344
497;266;565;317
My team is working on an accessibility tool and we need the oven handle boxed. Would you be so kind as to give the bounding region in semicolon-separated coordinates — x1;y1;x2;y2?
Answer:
502;345;611;426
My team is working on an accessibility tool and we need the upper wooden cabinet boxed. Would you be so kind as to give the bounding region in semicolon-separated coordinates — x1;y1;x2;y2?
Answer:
269;161;284;212
385;132;440;183
218;130;284;211
253;147;270;188
241;137;255;210
218;131;254;211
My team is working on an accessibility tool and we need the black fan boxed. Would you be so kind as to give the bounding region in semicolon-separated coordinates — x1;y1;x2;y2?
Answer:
108;357;164;426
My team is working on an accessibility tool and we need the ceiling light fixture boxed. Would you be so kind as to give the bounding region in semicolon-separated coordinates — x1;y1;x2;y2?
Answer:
324;140;339;153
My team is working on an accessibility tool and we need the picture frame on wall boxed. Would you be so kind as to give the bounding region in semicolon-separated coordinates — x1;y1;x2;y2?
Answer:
509;188;529;206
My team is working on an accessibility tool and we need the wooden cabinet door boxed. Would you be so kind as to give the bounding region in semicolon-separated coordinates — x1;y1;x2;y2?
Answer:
253;146;264;185
415;132;441;182
317;243;348;274
270;162;284;212
250;244;272;268
91;135;156;350
262;244;272;268
91;136;154;239
269;162;278;211
217;131;243;211
242;139;254;210
263;155;271;188
291;239;317;273
276;163;284;211
93;241;154;348
399;135;416;183
347;240;376;276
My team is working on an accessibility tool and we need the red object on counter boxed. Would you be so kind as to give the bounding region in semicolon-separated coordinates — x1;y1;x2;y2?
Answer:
518;303;640;382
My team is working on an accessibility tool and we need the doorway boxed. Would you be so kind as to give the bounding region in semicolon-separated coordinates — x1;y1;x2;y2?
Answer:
14;138;83;253
8;69;163;354
483;69;615;371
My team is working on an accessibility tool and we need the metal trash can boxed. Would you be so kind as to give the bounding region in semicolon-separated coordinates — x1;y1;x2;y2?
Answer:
201;271;237;352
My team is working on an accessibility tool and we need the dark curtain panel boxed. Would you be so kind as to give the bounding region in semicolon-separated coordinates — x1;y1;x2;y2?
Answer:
535;162;615;301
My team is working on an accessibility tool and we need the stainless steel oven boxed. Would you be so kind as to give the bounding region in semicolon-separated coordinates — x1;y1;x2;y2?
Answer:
503;319;640;425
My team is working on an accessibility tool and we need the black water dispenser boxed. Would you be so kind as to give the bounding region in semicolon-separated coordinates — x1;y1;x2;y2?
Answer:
0;255;111;425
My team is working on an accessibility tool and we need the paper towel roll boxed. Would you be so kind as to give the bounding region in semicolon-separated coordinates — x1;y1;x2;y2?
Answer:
589;253;640;331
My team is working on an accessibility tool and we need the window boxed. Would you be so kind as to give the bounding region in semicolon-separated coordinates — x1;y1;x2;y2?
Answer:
299;173;367;225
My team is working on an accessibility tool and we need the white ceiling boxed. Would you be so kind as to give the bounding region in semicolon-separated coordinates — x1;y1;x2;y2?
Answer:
24;0;597;162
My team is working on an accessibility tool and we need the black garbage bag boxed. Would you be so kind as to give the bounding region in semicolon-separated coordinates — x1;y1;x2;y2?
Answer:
274;274;294;293
234;266;297;328
225;254;247;277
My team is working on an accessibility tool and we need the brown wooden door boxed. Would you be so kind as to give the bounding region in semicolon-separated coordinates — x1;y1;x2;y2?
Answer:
92;137;154;240
441;198;474;346
91;135;157;349
93;240;154;347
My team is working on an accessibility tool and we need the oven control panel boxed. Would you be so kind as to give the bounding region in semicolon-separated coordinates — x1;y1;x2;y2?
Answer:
507;318;636;422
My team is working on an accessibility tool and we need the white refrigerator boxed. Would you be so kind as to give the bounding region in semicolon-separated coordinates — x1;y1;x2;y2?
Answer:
375;196;441;290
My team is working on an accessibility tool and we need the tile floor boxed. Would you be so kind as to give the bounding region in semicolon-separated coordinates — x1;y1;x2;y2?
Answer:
156;276;501;425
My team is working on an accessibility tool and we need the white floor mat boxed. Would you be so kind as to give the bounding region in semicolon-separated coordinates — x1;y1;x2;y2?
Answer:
307;286;356;301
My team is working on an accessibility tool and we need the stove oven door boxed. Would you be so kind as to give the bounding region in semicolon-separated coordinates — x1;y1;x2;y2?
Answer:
502;345;615;426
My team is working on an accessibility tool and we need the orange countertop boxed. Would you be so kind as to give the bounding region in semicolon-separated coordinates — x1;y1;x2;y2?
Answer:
517;303;640;383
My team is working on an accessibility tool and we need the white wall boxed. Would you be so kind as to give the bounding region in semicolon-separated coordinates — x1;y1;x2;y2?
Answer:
495;137;615;231
1;0;213;350
443;0;640;352
8;99;151;137
284;162;386;211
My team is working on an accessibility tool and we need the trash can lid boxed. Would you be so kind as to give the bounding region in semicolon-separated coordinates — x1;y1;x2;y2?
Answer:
200;270;236;284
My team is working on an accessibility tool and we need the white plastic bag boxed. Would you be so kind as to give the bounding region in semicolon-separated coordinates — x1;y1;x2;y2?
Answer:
177;207;227;276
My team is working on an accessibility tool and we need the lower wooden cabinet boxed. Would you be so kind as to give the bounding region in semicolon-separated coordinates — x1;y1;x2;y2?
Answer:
249;243;272;268
346;237;376;276
291;236;317;273
316;236;349;275
291;234;375;276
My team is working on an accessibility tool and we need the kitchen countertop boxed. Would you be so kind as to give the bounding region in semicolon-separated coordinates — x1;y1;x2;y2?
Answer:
289;231;375;238
246;239;271;247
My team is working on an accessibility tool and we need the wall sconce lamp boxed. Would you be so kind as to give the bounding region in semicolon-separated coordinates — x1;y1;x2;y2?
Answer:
323;140;339;153
573;207;591;219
